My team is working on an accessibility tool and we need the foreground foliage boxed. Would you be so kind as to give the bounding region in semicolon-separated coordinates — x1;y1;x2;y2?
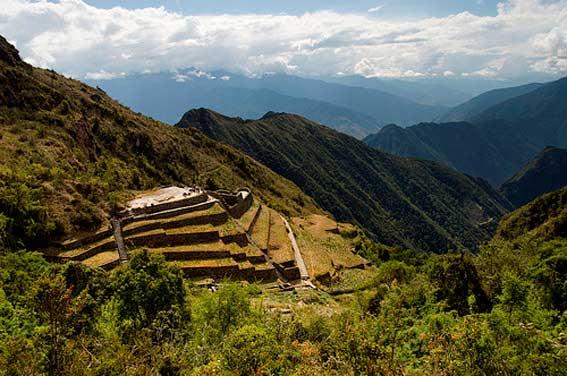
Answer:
1;239;566;375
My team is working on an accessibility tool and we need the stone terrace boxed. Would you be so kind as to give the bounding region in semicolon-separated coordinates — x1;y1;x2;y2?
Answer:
56;187;303;283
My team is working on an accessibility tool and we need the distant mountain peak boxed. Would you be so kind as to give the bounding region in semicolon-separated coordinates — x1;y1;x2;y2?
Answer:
0;36;22;66
261;111;281;119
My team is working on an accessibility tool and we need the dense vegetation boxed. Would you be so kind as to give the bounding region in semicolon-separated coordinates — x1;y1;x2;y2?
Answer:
364;77;567;186
499;146;567;207
0;36;319;250
496;186;567;242
179;108;511;253
2;230;566;375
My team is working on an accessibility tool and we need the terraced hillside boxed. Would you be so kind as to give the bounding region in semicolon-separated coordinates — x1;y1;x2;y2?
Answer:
55;188;297;281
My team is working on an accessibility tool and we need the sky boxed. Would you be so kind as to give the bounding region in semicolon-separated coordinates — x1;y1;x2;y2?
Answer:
0;0;565;81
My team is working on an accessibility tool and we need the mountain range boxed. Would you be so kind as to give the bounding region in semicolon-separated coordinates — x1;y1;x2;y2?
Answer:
88;70;448;138
178;108;512;253
437;82;544;122
364;77;567;186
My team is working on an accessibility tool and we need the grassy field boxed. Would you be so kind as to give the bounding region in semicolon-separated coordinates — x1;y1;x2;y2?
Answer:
292;214;367;278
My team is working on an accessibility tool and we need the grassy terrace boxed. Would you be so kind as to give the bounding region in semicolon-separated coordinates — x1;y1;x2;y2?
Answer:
172;258;238;268
268;212;295;264
147;241;227;254
292;215;367;278
59;237;116;258
237;199;261;231
61;225;112;248
122;203;226;232
82;251;120;268
237;260;254;270
125;228;166;239
250;206;270;249
164;223;216;235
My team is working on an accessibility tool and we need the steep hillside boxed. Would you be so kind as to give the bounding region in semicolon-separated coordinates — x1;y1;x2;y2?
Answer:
499;147;567;207
473;77;567;147
495;186;567;242
178;109;512;253
364;77;567;186
0;36;319;250
438;83;543;122
364;121;540;186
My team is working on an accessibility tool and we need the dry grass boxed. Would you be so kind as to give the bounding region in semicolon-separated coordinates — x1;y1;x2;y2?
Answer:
59;237;116;258
165;223;216;235
61;225;112;247
237;199;261;231
147;241;226;254
268;211;295;264
122;202;225;232
82;251;119;267
291;214;366;278
173;258;237;268
250;206;270;249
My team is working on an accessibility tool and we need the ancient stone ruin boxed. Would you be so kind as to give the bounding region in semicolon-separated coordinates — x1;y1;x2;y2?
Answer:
56;186;303;283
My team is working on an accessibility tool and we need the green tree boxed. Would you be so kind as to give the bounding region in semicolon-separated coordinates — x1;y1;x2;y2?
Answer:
110;250;187;330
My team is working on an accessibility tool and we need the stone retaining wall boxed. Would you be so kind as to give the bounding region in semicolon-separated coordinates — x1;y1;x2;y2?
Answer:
124;200;217;223
181;264;240;278
121;193;208;217
208;188;253;219
246;205;263;233
221;233;248;246
165;230;220;246
161;250;231;261
72;239;117;261
62;228;113;250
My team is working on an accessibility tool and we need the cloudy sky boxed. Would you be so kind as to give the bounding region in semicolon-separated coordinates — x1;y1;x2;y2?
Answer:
1;0;565;81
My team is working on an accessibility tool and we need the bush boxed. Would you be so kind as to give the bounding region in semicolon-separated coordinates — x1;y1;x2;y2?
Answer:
222;324;278;376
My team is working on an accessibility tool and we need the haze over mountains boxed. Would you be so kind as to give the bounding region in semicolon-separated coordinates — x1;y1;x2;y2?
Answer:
89;70;452;138
365;76;567;186
179;108;512;253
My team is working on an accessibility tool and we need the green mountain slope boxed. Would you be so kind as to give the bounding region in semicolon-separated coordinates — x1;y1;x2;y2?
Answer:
364;121;540;186
0;36;319;250
438;83;543;122
364;77;567;186
499;147;567;207
495;186;567;242
178;108;512;253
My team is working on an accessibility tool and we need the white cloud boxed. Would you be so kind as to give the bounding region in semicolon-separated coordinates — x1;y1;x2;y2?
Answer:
0;0;565;79
368;6;383;13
